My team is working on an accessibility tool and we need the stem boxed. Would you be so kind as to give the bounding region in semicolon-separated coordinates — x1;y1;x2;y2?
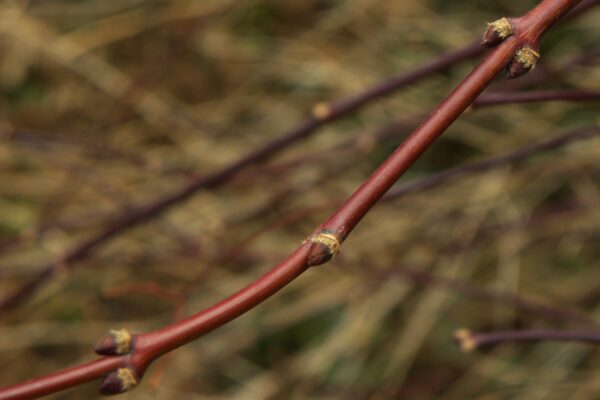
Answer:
0;0;586;398
382;126;600;201
136;247;311;357
0;358;122;400
455;328;600;351
370;265;594;326
567;0;600;17
473;89;600;107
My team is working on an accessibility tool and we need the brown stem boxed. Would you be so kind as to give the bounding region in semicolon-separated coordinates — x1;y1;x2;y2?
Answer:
455;328;600;351
0;0;585;398
0;358;123;400
369;265;594;326
473;89;600;108
566;0;600;17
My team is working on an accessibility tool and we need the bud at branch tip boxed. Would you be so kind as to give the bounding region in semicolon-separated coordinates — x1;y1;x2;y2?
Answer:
454;328;477;352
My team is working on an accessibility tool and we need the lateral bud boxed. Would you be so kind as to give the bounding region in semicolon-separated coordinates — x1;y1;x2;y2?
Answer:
307;231;341;266
506;47;540;79
482;17;513;47
99;367;139;396
95;329;133;356
312;102;332;121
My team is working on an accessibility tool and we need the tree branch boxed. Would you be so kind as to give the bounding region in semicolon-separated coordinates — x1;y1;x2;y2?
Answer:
473;89;600;108
370;264;595;326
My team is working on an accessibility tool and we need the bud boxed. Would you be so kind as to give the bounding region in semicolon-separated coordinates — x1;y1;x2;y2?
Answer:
94;329;133;356
454;329;477;352
99;368;139;396
482;17;513;47
307;231;341;266
312;102;332;121
506;47;540;79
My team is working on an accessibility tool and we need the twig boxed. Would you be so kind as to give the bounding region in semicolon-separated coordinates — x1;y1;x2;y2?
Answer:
0;0;586;398
473;89;600;108
455;328;600;351
564;0;600;17
370;265;594;326
382;125;600;201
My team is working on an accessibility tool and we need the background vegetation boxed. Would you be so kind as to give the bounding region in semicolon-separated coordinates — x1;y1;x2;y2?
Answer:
0;0;598;398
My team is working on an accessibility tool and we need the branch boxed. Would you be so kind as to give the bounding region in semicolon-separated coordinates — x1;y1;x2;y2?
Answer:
371;265;594;326
564;0;600;17
0;0;586;398
473;89;600;108
455;328;600;351
382;125;600;201
261;84;599;186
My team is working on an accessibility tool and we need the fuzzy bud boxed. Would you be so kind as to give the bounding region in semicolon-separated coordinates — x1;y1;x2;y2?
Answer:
312;102;332;121
307;231;341;266
506;47;540;79
454;329;477;352
482;17;513;47
94;329;133;356
99;368;139;396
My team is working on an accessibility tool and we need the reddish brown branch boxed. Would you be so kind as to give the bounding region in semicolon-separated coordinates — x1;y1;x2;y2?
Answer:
0;0;586;398
0;358;123;400
455;328;600;351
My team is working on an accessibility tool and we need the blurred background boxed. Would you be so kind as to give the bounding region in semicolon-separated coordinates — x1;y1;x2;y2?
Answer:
0;0;599;398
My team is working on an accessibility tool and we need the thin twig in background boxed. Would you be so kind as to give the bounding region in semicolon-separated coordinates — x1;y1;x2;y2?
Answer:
455;328;600;351
244;125;600;232
473;89;600;108
382;125;600;201
378;265;595;325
